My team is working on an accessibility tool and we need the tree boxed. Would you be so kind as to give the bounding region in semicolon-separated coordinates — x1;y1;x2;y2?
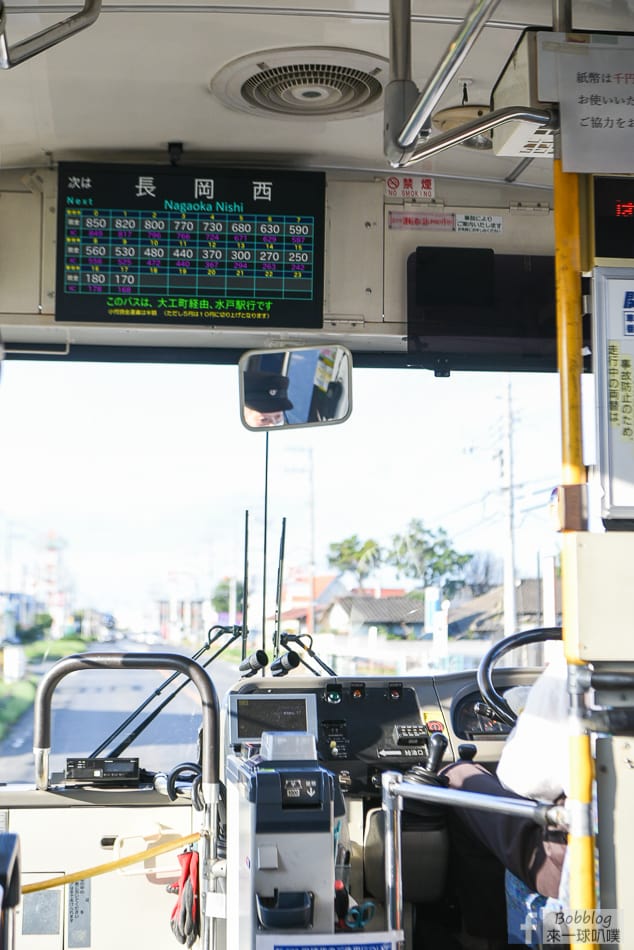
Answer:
16;612;54;644
327;535;382;590
386;518;471;597
464;551;503;597
212;578;244;614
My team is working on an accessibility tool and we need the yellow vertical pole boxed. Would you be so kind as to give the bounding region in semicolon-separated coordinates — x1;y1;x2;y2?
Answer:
553;156;597;943
554;157;584;487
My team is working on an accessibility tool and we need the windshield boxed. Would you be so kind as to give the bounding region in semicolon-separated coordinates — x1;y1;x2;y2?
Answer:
0;360;562;783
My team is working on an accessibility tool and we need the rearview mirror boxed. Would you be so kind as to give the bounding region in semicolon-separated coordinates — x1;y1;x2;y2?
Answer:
239;345;352;431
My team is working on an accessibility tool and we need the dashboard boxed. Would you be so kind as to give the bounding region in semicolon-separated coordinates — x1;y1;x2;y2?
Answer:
229;678;436;796
227;669;538;796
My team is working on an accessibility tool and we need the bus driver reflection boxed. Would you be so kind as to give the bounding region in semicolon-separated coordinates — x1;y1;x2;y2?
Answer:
243;371;294;428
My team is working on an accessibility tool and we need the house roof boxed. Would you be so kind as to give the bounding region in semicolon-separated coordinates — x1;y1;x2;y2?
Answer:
291;578;560;634
315;576;348;605
448;578;562;636
312;575;337;597
279;604;329;622
333;595;426;624
349;587;407;598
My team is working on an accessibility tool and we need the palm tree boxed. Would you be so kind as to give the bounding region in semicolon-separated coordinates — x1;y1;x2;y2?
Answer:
327;535;382;590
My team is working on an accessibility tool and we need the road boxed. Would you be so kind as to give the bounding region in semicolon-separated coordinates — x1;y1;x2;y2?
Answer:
0;640;242;784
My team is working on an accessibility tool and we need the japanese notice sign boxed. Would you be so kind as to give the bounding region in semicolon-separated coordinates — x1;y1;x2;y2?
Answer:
68;880;91;948
384;175;434;201
455;214;503;234
537;33;634;173
55;163;325;328
593;267;634;520
388;210;454;231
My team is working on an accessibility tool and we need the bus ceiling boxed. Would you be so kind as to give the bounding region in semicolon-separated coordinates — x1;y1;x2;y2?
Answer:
0;0;560;167
0;2;631;363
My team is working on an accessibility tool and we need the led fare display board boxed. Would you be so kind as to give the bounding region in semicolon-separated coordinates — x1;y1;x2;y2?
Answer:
55;163;325;328
594;176;634;261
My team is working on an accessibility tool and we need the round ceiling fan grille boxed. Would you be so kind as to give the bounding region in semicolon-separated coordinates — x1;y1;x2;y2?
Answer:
242;63;383;116
211;48;387;119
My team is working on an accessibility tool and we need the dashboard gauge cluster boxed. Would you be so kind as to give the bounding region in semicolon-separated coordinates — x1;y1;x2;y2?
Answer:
451;691;514;739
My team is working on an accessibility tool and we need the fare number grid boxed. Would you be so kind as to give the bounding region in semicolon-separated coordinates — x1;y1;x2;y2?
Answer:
63;209;316;299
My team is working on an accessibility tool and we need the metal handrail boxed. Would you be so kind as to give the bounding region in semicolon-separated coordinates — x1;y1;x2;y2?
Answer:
0;832;20;950
384;0;503;164
381;770;567;934
396;0;502;152
32;652;220;950
399;105;557;167
32;652;220;799
384;0;557;168
0;0;101;69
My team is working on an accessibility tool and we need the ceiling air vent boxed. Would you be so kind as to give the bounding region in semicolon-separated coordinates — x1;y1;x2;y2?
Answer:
211;48;388;119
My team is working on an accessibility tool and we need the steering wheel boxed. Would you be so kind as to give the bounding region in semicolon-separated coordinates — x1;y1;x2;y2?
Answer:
476;626;563;728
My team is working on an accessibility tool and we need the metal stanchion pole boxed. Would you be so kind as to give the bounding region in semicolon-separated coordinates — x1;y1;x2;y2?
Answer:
382;771;403;938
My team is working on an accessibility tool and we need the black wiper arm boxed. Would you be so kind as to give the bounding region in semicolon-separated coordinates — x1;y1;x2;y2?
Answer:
89;626;240;758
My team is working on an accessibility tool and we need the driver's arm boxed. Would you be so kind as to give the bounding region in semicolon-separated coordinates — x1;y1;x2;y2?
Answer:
441;645;569;900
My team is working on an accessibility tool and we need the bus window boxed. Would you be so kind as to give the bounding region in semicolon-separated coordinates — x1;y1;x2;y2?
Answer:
0;360;561;784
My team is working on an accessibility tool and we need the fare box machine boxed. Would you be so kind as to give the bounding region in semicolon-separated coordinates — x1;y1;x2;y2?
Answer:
564;175;634;913
221;692;402;950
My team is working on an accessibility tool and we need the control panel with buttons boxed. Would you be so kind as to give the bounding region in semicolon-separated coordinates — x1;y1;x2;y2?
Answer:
231;678;447;796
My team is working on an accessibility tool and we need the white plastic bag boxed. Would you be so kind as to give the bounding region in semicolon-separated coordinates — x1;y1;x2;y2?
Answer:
496;646;569;802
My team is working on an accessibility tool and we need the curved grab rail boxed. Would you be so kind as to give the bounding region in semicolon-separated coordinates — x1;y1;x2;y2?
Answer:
32;653;219;798
0;0;102;70
398;105;557;167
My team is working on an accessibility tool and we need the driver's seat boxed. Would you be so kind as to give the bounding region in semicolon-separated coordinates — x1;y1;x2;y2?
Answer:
362;805;449;904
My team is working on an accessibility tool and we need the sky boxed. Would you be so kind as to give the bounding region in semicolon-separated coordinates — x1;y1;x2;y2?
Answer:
0;358;567;626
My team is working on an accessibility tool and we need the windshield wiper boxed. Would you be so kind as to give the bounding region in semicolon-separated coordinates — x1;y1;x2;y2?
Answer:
89;625;241;759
